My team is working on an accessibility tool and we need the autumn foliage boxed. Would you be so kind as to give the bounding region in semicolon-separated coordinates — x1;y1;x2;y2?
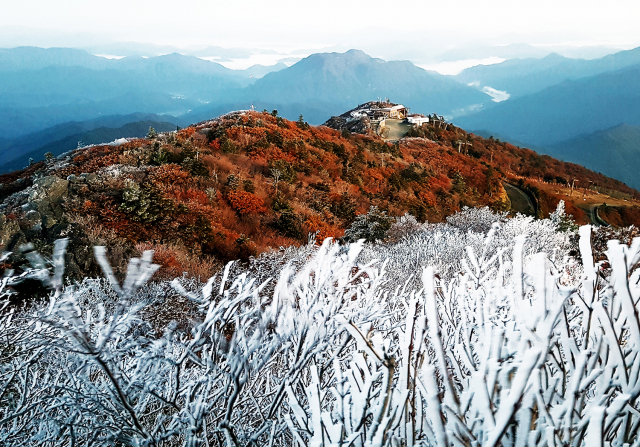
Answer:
226;190;267;215
1;108;639;280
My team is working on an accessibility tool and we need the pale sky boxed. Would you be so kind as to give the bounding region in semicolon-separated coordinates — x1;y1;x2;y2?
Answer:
2;0;640;64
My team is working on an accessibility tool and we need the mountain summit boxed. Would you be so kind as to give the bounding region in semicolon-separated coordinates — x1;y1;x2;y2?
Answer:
245;50;489;117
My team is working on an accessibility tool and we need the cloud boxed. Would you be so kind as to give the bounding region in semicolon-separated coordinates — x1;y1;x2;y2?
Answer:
417;57;506;75
482;86;510;102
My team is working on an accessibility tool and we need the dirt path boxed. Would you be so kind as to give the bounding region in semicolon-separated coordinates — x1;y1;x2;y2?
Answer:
535;182;639;208
580;204;610;226
503;182;536;216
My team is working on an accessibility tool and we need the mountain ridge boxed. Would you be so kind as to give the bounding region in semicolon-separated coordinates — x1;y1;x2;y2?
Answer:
456;46;640;99
544;124;640;190
0;112;183;166
454;64;640;146
0;119;179;174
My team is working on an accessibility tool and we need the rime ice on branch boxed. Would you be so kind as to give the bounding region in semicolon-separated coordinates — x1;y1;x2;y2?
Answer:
1;207;640;446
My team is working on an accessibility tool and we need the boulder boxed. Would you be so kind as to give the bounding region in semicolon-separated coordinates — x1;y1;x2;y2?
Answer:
28;176;69;229
19;210;42;236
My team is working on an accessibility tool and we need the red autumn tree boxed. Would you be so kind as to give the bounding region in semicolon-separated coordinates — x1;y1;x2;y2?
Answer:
226;190;267;215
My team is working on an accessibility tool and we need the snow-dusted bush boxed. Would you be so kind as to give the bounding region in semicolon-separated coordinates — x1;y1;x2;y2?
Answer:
1;205;640;446
384;213;426;243
343;206;395;243
360;205;573;288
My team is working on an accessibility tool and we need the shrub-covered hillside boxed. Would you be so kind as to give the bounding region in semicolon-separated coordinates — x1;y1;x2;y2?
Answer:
1;109;638;283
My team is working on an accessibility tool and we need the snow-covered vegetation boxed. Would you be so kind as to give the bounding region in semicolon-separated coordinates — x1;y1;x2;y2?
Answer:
1;205;640;446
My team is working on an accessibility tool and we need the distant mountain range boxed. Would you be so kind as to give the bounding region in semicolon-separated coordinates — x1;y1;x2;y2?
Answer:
0;47;288;138
184;49;490;125
543;124;640;190
456;47;640;99
0;114;181;174
2;45;640;190
0;47;493;139
247;50;486;111
456;65;640;146
450;47;640;189
436;43;622;63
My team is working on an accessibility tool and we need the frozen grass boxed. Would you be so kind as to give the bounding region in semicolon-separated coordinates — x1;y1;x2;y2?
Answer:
1;206;639;446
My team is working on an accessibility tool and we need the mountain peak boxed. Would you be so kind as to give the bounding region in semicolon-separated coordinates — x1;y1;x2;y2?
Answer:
542;52;568;61
304;49;374;64
344;48;370;57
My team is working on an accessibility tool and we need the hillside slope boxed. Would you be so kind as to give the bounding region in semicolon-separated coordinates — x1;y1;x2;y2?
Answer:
1;109;638;284
544;124;640;190
0;120;179;174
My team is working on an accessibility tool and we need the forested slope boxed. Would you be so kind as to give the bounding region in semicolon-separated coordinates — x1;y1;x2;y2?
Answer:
1;110;637;283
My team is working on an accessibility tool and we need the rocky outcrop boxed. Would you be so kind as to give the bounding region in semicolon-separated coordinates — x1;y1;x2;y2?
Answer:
0;173;130;297
28;176;69;228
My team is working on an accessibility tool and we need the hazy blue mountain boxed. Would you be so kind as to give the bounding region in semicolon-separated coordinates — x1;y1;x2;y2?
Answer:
440;44;555;62
456;47;640;98
0;47;112;71
0;92;198;139
0;48;248;138
80;42;184;57
191;46;277;59
0;120;178;174
240;62;288;80
454;64;640;146
0;53;246;109
543;124;640;190
0;112;183;166
437;43;621;63
113;53;237;77
244;50;490;120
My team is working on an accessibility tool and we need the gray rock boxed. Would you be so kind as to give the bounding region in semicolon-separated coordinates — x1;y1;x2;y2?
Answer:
21;202;37;212
20;210;41;228
28;176;69;229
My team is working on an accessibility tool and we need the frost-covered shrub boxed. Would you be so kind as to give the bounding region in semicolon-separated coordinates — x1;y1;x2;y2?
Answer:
2;206;640;446
384;212;426;243
361;205;572;288
445;205;508;233
343;206;394;243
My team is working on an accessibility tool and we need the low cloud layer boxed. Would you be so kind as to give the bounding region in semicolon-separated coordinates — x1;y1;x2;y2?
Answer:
482;86;511;102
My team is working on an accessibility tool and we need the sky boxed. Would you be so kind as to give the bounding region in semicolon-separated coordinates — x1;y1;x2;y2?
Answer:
3;0;640;72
